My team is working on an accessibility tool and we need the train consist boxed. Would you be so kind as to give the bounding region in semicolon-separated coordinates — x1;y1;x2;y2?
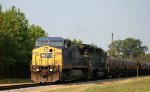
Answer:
30;37;150;83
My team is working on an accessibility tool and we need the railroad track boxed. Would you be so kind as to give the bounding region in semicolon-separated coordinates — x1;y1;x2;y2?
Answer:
0;81;80;91
0;83;50;91
0;75;149;91
0;81;70;91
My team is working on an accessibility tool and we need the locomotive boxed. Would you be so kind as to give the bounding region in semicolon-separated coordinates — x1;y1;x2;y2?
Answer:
30;37;150;83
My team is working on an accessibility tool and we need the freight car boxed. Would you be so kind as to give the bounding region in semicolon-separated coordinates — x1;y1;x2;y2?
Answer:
107;57;150;77
30;37;150;83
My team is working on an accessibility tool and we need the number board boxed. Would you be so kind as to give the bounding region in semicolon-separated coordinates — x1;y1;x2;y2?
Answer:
40;53;52;58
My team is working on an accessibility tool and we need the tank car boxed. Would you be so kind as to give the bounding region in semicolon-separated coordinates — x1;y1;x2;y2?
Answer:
107;57;138;77
107;57;150;77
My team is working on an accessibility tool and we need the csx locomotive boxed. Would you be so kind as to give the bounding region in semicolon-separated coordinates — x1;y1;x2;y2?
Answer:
30;37;150;83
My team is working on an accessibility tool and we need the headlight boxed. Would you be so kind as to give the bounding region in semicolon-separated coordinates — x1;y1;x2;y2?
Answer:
36;69;39;71
50;69;53;71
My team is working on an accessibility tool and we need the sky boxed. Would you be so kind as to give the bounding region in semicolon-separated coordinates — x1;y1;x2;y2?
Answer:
1;0;150;52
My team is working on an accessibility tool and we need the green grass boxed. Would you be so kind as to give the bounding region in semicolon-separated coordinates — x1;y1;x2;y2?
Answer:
0;78;32;84
46;86;84;92
45;77;150;92
85;79;150;92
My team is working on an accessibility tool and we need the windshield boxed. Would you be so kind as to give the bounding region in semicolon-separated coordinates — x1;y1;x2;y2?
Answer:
35;40;64;47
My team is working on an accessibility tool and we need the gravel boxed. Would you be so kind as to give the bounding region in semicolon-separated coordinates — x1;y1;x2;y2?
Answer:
0;84;63;92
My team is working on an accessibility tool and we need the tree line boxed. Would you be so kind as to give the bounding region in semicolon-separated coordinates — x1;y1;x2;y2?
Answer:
69;38;83;45
0;5;47;78
108;38;150;62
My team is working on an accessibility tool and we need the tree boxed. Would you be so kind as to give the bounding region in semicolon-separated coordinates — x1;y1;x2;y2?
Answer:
28;24;48;49
108;38;148;59
0;4;2;13
0;5;48;78
78;39;83;44
142;54;150;63
71;39;83;45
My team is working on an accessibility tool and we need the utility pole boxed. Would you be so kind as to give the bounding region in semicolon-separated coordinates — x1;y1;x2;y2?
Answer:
137;64;139;78
111;33;117;56
111;33;114;45
111;33;115;55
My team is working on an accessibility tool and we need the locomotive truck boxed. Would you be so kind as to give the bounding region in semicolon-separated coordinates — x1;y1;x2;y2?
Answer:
30;37;150;83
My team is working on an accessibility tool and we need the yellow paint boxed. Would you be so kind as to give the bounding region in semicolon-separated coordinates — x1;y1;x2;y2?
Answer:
31;46;62;71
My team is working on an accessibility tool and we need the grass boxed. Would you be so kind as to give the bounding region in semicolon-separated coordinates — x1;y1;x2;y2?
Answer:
45;86;85;92
85;79;150;92
0;78;32;84
44;77;150;92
